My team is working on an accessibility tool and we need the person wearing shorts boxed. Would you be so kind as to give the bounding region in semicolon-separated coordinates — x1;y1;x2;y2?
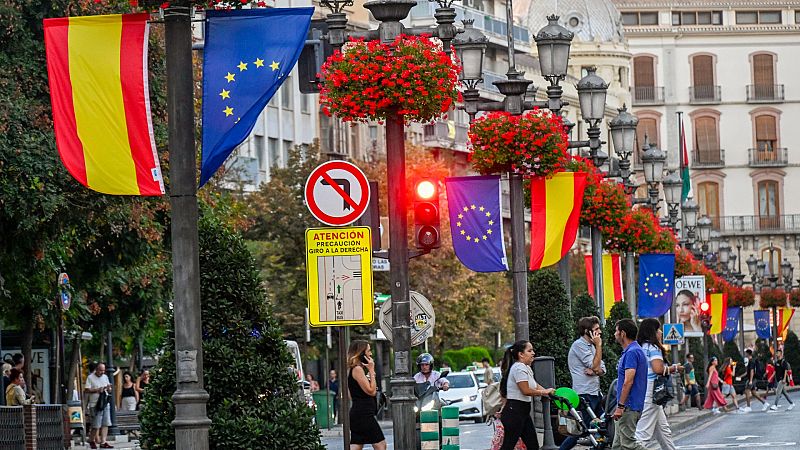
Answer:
85;363;114;449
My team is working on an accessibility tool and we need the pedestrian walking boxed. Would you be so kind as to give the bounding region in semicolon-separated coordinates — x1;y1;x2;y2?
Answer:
742;349;769;412
85;363;114;448
768;350;795;411
306;373;321;392
347;340;386;450
135;369;150;410
560;316;606;450
1;363;11;406
719;358;742;412
498;340;554;450
119;372;138;411
703;357;727;414
678;354;702;410
634;318;681;450
611;318;649;450
765;362;776;393
482;358;495;385
328;369;340;421
5;368;34;406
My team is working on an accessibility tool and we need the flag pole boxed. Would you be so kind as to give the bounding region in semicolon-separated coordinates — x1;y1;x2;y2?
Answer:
592;227;605;325
164;4;212;449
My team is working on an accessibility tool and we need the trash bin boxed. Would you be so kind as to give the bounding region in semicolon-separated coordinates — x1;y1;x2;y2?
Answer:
312;390;334;428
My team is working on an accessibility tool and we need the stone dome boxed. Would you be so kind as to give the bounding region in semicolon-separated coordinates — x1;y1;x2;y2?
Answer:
524;0;625;44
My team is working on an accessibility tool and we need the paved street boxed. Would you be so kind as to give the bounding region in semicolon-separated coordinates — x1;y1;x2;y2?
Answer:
322;421;497;450
674;390;800;450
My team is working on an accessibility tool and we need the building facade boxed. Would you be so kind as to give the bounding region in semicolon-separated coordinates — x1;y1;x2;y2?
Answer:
614;0;800;344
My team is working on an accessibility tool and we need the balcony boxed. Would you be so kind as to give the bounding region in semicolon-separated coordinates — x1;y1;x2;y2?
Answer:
717;215;800;235
746;84;784;103
689;85;721;104
423;120;469;152
748;147;788;167
631;86;665;106
691;149;725;168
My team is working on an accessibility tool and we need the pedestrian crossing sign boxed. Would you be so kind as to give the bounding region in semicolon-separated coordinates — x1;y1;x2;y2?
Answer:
663;323;684;345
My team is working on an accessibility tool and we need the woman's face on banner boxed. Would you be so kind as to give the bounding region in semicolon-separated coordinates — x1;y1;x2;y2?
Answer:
677;292;697;324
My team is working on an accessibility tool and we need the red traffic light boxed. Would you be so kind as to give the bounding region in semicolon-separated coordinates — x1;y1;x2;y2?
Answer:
700;302;710;313
416;180;436;200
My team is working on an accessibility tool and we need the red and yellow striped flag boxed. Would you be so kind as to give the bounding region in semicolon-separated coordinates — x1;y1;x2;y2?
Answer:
584;254;624;318
44;14;164;196
708;292;728;335
779;307;795;341
529;172;587;270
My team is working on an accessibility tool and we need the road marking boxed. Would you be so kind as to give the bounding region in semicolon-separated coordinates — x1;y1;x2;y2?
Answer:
726;435;760;441
677;443;797;449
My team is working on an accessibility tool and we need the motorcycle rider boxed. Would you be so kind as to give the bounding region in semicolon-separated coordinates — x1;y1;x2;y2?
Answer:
413;353;450;391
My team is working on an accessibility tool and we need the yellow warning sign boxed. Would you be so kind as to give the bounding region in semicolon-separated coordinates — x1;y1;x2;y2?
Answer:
306;226;374;327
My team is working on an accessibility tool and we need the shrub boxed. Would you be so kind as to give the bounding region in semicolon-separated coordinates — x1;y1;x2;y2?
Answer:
571;293;599;331
600;301;631;393
139;214;322;449
528;269;573;388
461;346;494;366
442;349;472;371
783;331;800;376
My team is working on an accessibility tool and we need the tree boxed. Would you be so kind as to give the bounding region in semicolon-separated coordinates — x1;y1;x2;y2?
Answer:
572;293;599;323
783;330;800;376
528;269;573;388
139;212;322;449
600;301;631;393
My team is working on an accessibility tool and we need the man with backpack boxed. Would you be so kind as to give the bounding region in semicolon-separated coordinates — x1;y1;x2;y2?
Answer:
743;349;769;412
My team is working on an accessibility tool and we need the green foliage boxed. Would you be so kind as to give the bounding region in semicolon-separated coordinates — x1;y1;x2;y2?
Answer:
442;350;472;371
755;338;772;366
571;293;599;327
139;213;322;449
461;346;494;366
600;301;631;392
528;269;573;388
783;331;800;375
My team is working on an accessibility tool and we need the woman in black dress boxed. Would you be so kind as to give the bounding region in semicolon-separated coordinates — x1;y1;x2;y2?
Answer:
347;340;386;450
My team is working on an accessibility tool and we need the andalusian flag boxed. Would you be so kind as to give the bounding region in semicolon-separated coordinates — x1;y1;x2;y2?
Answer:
679;113;691;202
779;307;795;341
584;254;624;318
708;292;728;335
44;14;164;196
529;172;587;270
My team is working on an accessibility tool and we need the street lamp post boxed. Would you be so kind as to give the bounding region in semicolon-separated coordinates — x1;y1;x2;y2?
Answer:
640;138;666;213
662;171;683;231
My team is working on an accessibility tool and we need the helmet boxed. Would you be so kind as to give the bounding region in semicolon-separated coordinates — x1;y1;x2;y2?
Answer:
416;353;434;369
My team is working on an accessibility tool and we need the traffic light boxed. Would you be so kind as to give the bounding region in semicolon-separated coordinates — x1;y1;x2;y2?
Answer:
699;301;712;335
413;179;441;250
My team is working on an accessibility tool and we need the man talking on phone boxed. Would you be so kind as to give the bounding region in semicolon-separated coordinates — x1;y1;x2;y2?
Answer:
560;316;606;450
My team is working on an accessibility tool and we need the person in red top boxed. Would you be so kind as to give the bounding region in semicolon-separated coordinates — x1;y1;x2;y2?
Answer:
719;358;742;412
766;362;776;393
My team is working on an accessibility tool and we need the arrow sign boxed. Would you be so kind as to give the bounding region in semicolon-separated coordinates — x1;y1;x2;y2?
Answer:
304;160;370;226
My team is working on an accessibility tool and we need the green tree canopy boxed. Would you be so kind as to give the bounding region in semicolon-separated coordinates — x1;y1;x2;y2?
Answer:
528;269;573;387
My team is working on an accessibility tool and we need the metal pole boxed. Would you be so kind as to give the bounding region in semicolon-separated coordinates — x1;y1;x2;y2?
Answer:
509;172;530;341
386;112;416;449
558;255;571;303
164;5;211;449
325;332;331;430
504;0;516;76
625;252;636;319
772;306;779;352
739;307;746;353
338;327;350;447
106;329;119;435
591;227;605;324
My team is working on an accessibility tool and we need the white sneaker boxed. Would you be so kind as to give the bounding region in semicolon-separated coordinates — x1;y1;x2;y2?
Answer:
788;403;795;411
712;408;721;414
762;402;770;412
769;405;778;411
744;406;752;413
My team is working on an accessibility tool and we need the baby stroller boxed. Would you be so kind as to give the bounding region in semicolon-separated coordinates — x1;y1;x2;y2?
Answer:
551;383;617;450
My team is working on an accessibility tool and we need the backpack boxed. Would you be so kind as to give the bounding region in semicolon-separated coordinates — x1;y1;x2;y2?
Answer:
753;359;766;380
482;382;503;418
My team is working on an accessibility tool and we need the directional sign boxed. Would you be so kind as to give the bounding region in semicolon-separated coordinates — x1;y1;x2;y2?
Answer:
663;323;684;345
378;291;436;346
306;226;373;326
304;160;371;226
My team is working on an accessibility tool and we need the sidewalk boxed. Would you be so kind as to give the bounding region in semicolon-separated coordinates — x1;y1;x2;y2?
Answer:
71;434;140;450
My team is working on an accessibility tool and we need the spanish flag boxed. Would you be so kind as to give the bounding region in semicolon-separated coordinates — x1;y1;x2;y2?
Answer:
44;14;164;196
779;307;795;341
708;292;728;335
529;172;587;270
584;254;624;318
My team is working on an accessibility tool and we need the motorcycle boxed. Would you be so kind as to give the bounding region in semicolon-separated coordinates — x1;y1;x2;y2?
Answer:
414;370;451;450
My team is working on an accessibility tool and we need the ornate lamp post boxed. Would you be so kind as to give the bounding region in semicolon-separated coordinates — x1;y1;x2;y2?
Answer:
681;198;699;250
640;138;667;213
662;171;683;230
697;215;712;257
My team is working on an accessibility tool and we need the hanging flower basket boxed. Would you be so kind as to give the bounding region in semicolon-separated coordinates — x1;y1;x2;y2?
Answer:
789;288;800;307
580;180;628;231
319;35;459;123
468;109;569;177
729;287;756;308
759;287;787;309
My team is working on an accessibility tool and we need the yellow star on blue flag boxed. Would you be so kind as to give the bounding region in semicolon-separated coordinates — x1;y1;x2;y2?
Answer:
200;8;313;186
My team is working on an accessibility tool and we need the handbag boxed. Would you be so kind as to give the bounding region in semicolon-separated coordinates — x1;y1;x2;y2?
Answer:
652;374;672;406
557;409;583;437
95;391;110;412
482;383;503;418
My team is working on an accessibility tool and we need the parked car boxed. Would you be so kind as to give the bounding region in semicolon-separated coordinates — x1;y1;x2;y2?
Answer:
438;371;484;422
285;340;315;410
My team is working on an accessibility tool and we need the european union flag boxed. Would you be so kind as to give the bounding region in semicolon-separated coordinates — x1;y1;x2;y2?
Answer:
722;306;740;342
638;253;675;318
445;176;507;272
755;309;771;339
200;8;313;186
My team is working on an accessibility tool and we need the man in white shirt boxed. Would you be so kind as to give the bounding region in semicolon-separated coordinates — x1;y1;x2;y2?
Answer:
413;353;449;391
85;363;113;449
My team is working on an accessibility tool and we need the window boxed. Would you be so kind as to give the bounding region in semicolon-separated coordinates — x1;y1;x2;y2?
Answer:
755;115;778;152
691;55;716;100
255;135;266;172
633;56;655;101
694;116;720;163
796;10;800;24
621;12;658;26
757;180;780;228
672;11;722;26
283;140;293;165
697;182;720;228
369;125;378;141
736;11;782;24
301;94;310;114
752;54;776;99
268;138;280;167
634;117;659;163
281;76;292;109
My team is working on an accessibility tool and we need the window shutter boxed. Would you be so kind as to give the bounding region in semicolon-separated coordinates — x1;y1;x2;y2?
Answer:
755;115;777;141
753;54;774;86
698;182;719;223
692;55;714;86
633;57;655;87
694;117;718;154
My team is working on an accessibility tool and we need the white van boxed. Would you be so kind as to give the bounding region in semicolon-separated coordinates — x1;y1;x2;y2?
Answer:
285;340;314;409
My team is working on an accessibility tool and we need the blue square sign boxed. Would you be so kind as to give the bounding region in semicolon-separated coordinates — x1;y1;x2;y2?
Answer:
663;323;684;345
